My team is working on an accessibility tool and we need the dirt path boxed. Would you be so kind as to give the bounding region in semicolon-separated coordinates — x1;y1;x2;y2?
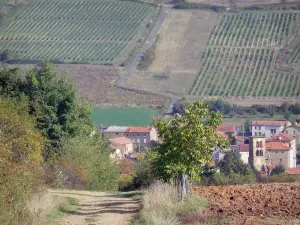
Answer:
49;189;139;225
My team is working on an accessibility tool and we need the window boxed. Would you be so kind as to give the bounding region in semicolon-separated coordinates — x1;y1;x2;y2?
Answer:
258;132;261;136
144;133;147;137
256;141;259;148
144;139;146;143
280;159;282;163
259;141;263;147
293;131;296;134
116;132;119;135
255;132;258;136
258;126;261;130
255;127;257;129
256;150;259;156
270;129;276;134
260;150;263;156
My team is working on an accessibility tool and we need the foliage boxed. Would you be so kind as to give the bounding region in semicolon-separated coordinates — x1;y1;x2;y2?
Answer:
61;134;120;191
0;67;23;98
262;173;300;183
137;41;157;70
173;99;300;119
118;174;134;191
270;165;285;176
0;98;44;225
218;151;251;176
25;63;93;158
133;158;156;189
174;1;225;11
151;101;229;182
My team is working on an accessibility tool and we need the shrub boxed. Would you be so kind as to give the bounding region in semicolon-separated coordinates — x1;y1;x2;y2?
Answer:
271;165;285;176
0;98;45;225
118;174;134;191
262;173;300;183
133;158;155;189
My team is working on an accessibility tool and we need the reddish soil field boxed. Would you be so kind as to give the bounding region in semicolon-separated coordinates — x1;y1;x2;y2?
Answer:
188;183;300;224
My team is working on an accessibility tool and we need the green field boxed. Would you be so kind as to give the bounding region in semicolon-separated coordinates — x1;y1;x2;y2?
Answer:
91;107;158;127
0;0;157;64
190;9;300;97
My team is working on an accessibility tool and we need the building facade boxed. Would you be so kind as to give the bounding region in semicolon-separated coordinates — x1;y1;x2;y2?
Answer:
284;125;300;154
251;120;291;138
249;133;296;171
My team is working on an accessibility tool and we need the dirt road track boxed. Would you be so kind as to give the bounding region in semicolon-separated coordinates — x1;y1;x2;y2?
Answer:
49;189;139;225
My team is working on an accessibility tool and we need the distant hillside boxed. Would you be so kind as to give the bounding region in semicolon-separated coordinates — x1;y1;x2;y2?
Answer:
0;0;159;65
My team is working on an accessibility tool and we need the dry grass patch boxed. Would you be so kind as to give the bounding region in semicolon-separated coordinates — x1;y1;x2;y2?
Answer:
56;64;168;108
127;10;218;95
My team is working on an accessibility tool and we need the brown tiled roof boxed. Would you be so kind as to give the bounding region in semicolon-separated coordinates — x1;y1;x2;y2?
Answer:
126;126;153;133
286;167;300;175
265;142;291;151
216;124;237;133
109;136;132;145
251;120;289;126
239;144;249;152
266;133;295;142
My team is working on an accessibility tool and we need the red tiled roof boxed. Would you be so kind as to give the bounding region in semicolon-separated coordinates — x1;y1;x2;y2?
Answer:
286;167;300;175
239;144;249;152
109;136;132;145
216;124;237;133
126;126;153;133
252;120;289;126
265;142;291;151
266;133;295;142
217;131;228;139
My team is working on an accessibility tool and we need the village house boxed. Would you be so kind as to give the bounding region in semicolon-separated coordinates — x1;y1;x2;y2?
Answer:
239;144;249;164
103;125;158;149
109;136;133;159
249;133;296;171
103;126;127;139
284;124;300;154
251;120;291;138
216;124;241;138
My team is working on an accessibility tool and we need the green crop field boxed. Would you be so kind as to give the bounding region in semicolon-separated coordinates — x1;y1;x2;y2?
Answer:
0;0;157;64
189;9;300;97
91;107;158;127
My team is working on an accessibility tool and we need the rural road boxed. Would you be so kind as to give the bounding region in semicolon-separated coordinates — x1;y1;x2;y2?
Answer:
116;5;180;113
49;189;139;225
117;5;172;86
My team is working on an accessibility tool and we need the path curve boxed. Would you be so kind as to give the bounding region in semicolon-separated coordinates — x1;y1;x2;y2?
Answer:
49;189;139;225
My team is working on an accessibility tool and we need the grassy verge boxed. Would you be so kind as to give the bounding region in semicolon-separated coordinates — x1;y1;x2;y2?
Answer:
130;181;208;225
44;197;79;225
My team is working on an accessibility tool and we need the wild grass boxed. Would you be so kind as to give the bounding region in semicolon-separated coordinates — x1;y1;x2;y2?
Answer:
131;181;208;225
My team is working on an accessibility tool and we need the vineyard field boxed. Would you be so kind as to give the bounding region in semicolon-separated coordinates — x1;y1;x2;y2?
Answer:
189;10;300;97
0;0;158;64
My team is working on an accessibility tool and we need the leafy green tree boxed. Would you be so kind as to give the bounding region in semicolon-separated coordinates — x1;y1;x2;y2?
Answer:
218;150;251;176
62;134;120;191
151;101;229;200
271;165;285;176
0;67;23;98
24;63;93;158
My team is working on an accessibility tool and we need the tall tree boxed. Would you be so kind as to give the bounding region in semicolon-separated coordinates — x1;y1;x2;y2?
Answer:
151;101;229;201
24;63;93;158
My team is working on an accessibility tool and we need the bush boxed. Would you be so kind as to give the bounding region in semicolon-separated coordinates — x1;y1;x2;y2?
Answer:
271;165;285;176
118;174;134;191
262;173;300;183
133;158;155;189
0;98;45;225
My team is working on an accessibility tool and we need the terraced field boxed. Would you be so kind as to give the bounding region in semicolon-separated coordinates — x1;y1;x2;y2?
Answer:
0;0;158;64
189;10;300;97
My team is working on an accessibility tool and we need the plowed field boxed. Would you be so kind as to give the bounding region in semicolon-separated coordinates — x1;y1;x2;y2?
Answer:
190;182;300;224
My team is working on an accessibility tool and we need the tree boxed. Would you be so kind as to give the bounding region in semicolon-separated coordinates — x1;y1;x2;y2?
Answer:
0;67;23;98
24;63;93;158
218;151;251;176
62;134;120;190
151;101;229;201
